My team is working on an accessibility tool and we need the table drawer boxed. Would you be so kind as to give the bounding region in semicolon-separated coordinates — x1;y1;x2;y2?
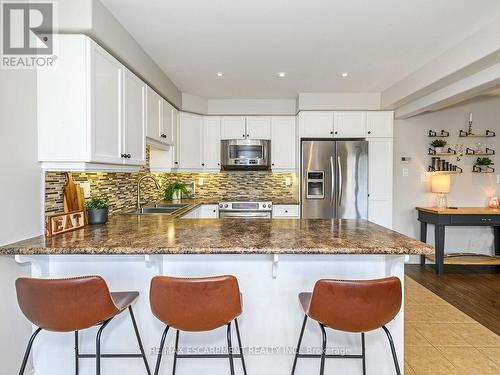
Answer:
450;215;500;225
272;205;300;219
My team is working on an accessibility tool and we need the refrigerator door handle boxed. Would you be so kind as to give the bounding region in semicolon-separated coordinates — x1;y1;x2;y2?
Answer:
330;156;335;204
337;156;343;207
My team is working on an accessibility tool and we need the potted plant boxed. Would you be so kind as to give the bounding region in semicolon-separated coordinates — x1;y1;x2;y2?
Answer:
85;196;109;225
431;139;447;154
164;182;190;201
475;157;494;172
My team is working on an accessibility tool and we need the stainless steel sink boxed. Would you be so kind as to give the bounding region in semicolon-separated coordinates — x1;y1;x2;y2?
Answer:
127;203;188;215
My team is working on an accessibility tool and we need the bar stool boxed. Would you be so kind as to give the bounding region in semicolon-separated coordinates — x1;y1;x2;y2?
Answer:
150;275;247;375
15;276;151;375
291;277;402;375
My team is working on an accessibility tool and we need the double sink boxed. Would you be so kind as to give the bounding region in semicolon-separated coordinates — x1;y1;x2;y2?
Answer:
127;203;188;215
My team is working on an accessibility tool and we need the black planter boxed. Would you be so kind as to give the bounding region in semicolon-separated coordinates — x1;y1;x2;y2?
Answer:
87;208;108;225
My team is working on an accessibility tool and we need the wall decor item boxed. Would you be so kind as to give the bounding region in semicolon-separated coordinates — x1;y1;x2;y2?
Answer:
45;210;85;237
430;139;447;154
468;112;473;135
488;197;500;209
459;129;496;137
473;157;495;173
428;130;449;137
465;147;495;156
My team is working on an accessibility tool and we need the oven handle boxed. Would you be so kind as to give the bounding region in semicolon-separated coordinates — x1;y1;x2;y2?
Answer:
219;211;272;219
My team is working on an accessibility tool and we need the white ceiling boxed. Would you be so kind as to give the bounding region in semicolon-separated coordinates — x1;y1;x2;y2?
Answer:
100;0;500;99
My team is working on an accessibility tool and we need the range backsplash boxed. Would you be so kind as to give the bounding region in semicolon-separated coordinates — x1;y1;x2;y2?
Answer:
45;171;298;215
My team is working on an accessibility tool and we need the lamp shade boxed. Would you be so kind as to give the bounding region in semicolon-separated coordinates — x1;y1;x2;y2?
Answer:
431;174;451;193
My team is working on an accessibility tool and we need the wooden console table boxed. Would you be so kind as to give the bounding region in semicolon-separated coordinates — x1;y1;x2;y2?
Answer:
416;207;500;275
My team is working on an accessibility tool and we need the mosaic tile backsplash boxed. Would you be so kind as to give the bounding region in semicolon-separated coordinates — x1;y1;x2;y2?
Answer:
45;171;298;215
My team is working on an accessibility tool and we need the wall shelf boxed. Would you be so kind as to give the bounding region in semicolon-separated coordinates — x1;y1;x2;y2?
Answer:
465;147;495;156
428;130;449;137
472;165;495;173
427;166;463;174
459;129;496;137
428;147;457;156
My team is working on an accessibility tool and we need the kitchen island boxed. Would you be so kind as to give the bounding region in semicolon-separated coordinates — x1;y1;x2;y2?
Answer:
1;215;432;375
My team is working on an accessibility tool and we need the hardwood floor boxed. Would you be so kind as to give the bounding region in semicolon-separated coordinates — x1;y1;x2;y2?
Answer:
405;264;500;335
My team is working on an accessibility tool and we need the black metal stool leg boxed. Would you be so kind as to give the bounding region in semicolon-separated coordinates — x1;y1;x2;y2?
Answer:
361;332;366;375
319;323;327;375
227;322;235;375
96;319;112;375
128;306;152;375
19;327;42;375
75;331;79;375
172;330;179;375
234;318;248;375
291;315;308;375
154;326;170;375
382;326;401;375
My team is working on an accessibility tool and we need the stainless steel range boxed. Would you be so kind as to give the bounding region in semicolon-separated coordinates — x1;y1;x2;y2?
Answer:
218;201;273;219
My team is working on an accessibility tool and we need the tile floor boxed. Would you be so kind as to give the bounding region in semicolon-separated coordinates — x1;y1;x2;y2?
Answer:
405;276;500;374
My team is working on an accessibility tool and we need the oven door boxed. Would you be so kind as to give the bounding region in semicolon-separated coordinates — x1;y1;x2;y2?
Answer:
219;211;272;219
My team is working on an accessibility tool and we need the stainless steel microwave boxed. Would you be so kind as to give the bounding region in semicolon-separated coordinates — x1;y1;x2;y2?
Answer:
221;139;271;170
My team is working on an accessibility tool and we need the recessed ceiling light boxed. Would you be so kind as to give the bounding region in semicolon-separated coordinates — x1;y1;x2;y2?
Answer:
217;72;223;77
277;72;287;78
341;72;349;78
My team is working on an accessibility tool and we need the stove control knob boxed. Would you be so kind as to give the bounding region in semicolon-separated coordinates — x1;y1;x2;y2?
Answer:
219;204;223;208
268;204;272;208
224;204;228;208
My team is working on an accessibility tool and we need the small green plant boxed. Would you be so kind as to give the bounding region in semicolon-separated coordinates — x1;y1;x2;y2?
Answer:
430;139;447;148
164;182;190;200
85;196;109;209
475;157;493;166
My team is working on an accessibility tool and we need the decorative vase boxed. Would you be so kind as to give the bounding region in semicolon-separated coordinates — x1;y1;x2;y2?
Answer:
488;197;500;209
172;190;181;201
87;208;108;225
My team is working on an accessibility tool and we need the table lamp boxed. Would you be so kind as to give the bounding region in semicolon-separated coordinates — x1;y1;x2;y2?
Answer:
431;174;451;208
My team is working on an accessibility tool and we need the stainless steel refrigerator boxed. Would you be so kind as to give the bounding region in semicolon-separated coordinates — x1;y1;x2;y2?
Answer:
301;140;368;219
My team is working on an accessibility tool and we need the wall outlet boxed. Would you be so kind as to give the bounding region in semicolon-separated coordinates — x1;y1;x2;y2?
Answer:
285;177;292;186
80;182;91;198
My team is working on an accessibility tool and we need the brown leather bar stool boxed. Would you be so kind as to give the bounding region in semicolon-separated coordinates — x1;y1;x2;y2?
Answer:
291;277;402;375
150;275;247;375
15;276;151;375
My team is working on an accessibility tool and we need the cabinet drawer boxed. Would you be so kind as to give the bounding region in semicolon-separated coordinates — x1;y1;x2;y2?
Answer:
450;215;500;225
273;205;300;218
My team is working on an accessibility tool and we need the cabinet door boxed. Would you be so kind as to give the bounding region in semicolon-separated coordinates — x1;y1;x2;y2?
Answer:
90;42;123;164
334;112;366;138
246;117;271;139
299;112;334;138
366;112;393;138
368;138;393;228
178;112;203;169
203;116;221;170
271;116;296;170
221;117;246;139
272;205;300;219
161;99;175;145
146;87;162;143
122;69;146;165
200;205;219;218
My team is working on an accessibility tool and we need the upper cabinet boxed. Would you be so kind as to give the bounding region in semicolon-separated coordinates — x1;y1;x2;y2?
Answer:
203;117;221;170
178;112;203;170
333;112;366;137
271;117;296;170
221;117;246;139
146;87;176;148
38;35;146;171
246;117;271;139
299;111;334;138
161;99;176;145
366;112;394;138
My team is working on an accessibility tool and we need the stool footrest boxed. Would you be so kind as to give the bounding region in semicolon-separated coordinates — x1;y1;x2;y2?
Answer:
175;354;243;359
78;353;144;358
296;354;364;359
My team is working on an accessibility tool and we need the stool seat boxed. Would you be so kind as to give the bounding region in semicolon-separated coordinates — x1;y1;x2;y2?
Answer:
111;291;139;311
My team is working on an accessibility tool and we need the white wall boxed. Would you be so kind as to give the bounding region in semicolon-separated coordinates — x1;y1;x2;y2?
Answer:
297;92;381;110
182;93;209;114
393;96;500;261
0;69;40;373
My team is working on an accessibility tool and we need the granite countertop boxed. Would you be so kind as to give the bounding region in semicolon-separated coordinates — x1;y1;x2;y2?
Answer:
1;207;433;255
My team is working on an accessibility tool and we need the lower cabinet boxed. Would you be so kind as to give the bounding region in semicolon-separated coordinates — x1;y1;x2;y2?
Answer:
272;205;300;219
181;205;219;219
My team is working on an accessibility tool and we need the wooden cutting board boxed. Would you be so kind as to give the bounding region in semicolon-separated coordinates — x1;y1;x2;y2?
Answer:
63;172;81;213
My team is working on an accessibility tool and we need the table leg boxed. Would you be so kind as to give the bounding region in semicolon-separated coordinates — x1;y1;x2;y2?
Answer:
494;227;500;256
420;221;428;266
434;225;445;275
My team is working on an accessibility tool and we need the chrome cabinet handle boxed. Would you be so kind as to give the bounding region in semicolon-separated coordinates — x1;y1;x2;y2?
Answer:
337;156;343;207
330;156;335;204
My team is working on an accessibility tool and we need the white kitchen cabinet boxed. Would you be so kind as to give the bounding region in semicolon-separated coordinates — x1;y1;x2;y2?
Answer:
271;116;296;170
37;35;146;171
122;69;146;165
161;99;176;145
366;112;394;138
221;117;246;139
203;117;221;170
272;205;300;219
246;117;271;139
178;113;203;170
334;112;366;138
181;205;219;219
368;138;393;228
146;87;164;146
299;112;334;138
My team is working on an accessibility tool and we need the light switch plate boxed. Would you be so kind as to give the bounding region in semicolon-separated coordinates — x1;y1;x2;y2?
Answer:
79;182;91;198
402;168;409;177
